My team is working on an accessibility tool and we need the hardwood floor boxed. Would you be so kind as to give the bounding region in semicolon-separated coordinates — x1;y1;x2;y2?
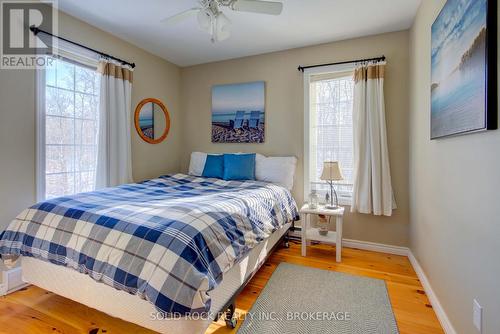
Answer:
0;242;444;334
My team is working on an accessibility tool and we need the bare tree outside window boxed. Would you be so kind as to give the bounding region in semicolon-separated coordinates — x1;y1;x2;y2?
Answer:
44;58;100;199
310;74;354;199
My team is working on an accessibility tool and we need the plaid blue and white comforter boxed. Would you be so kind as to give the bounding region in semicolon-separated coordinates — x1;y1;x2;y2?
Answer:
0;174;298;315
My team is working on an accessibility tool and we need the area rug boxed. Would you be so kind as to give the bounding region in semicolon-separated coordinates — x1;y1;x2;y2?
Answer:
237;263;399;334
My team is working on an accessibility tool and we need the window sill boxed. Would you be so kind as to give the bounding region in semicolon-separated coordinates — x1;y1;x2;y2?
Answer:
317;197;351;207
338;197;352;206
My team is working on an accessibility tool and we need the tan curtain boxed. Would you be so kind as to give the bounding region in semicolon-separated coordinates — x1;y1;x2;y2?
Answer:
95;59;133;188
351;61;396;216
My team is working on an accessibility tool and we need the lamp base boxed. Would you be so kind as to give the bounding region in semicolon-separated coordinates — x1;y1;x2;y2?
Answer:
324;205;340;210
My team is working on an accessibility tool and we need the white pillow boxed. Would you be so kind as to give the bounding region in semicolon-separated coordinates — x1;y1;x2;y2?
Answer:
255;154;297;190
188;152;207;176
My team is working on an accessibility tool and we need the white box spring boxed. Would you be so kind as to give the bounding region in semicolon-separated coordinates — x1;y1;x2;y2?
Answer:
22;223;291;334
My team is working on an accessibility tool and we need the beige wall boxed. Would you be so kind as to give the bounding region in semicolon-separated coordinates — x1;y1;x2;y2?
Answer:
0;10;181;239
2;4;498;330
181;31;410;246
409;1;500;333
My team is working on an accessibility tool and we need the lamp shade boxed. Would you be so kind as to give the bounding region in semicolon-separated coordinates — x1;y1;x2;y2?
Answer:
320;161;344;181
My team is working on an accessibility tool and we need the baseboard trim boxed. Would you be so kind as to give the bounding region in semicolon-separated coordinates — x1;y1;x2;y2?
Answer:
0;242;455;333
0;267;29;296
336;239;456;334
291;233;455;333
408;251;457;334
341;238;410;256
290;228;410;256
0;281;6;296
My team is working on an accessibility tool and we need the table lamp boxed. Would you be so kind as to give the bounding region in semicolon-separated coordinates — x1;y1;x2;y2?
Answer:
320;161;344;209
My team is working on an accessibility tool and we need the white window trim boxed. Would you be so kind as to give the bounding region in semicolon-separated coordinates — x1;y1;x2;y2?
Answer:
35;42;99;202
303;63;355;207
36;67;46;202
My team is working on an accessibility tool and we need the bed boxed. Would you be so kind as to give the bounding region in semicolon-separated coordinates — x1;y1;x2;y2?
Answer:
0;173;299;334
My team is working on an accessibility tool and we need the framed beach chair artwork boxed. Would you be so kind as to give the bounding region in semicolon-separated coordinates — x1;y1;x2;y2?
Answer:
212;81;265;143
231;110;245;129
249;110;261;129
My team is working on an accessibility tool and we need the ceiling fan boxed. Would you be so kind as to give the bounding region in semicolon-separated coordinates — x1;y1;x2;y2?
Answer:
161;0;283;43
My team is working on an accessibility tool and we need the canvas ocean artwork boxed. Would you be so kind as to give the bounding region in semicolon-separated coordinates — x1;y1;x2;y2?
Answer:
212;81;265;143
431;0;493;139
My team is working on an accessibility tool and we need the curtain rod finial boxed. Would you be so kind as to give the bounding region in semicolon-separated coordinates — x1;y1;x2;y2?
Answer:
29;25;39;35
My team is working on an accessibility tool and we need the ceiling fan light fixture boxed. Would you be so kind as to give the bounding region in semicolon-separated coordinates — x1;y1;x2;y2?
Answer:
162;0;284;43
215;12;231;41
197;9;212;32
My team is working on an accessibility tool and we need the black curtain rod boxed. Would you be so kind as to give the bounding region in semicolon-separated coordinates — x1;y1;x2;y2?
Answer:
30;26;136;68
297;55;385;72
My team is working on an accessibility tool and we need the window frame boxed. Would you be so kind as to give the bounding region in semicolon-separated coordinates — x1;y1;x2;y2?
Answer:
36;48;100;201
303;63;355;206
36;65;46;202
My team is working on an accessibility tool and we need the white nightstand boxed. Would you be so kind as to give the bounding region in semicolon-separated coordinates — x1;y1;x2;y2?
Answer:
299;204;345;262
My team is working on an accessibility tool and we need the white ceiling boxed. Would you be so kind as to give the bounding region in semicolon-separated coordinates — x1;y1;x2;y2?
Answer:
57;0;421;67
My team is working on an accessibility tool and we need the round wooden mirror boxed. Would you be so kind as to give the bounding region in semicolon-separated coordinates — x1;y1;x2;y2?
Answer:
134;98;170;144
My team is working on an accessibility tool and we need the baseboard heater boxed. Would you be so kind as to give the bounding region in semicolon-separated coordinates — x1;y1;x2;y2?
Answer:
0;267;29;296
288;226;302;241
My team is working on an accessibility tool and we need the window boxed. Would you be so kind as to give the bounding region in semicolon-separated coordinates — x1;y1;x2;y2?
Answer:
305;66;355;204
37;57;100;200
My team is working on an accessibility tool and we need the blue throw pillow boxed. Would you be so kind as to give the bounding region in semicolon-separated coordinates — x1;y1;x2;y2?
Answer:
202;154;224;179
223;154;256;181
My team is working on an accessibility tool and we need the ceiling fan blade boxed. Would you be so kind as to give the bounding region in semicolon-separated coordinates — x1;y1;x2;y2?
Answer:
231;0;283;15
160;8;200;25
